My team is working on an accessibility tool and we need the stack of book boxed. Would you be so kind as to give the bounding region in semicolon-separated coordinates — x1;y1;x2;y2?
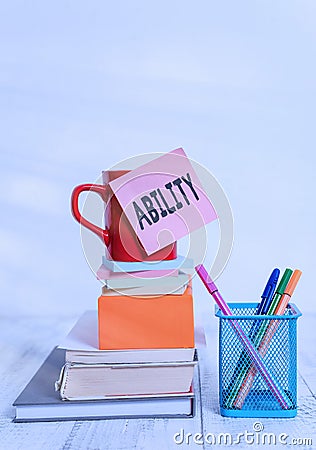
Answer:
55;253;197;419
13;255;198;421
57;311;197;418
13;311;200;422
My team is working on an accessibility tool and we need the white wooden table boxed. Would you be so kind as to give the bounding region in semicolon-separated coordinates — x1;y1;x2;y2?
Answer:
0;314;315;450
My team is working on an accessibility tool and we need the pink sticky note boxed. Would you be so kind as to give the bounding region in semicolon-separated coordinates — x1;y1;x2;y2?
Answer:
109;148;217;255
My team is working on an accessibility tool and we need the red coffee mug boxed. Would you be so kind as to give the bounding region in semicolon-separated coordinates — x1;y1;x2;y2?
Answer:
71;170;177;262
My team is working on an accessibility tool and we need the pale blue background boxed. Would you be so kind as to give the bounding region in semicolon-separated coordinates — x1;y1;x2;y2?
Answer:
0;1;315;317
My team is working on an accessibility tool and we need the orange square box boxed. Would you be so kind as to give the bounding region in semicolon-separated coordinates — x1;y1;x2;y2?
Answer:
98;284;194;350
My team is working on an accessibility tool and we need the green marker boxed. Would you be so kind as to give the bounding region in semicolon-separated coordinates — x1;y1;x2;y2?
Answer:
225;268;293;409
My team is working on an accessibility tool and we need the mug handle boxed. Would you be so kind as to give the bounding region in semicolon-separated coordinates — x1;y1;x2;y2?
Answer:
71;184;110;246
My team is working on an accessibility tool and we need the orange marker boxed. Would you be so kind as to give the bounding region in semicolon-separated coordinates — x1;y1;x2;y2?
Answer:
274;269;302;316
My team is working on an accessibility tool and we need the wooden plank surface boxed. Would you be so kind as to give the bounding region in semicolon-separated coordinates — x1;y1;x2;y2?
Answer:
0;314;315;450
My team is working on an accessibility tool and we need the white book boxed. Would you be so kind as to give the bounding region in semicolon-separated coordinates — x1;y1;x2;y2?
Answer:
101;283;188;296
97;265;179;283
58;311;198;364
97;266;188;290
56;355;197;400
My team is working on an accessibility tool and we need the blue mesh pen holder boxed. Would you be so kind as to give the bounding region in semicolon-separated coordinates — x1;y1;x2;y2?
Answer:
215;303;302;418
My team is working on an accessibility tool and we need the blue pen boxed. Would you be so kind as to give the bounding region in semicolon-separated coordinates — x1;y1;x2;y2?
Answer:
249;268;280;339
225;268;280;408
